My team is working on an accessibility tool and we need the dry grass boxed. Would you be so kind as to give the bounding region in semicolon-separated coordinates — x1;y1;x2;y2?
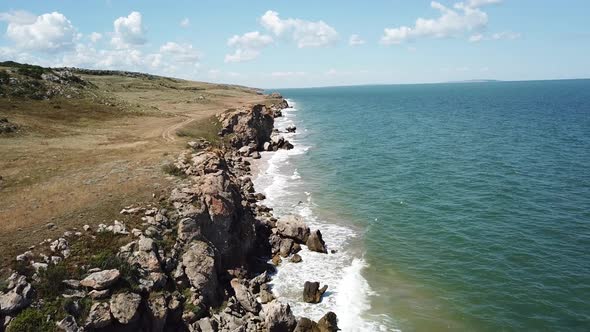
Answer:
0;72;270;268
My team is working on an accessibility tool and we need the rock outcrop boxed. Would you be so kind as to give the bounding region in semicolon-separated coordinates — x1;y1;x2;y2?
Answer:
306;230;328;254
303;281;328;304
1;97;340;332
219;104;274;150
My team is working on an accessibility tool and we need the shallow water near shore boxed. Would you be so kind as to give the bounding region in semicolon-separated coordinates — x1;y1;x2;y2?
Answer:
258;80;590;331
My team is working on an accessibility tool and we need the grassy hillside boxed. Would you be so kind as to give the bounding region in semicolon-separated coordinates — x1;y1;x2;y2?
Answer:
0;61;278;268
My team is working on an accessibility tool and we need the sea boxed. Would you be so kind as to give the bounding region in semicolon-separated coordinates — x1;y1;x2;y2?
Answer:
254;80;590;331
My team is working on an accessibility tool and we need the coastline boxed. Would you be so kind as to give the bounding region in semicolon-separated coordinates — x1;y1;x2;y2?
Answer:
0;94;342;331
250;99;393;331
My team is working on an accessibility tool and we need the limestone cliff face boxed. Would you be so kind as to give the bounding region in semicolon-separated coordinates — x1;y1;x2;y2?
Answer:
219;104;275;150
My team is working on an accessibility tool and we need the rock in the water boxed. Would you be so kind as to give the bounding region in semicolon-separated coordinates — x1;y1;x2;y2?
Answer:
230;279;261;313
317;312;339;332
110;292;142;324
303;281;328;304
294;317;319;332
85;302;112;329
290;253;302;263
277;215;310;243
306;230;327;253
265;301;297;332
286;126;296;133
80;269;120;290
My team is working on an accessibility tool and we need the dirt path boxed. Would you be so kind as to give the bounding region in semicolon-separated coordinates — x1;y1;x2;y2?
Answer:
161;116;196;142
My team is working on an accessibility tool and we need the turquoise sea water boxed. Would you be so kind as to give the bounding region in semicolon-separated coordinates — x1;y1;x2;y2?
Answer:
266;80;590;331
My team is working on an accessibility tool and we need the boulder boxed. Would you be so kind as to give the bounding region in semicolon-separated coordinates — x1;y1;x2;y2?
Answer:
317;312;339;332
290;254;302;263
197;317;218;332
265;301;297;332
147;293;168;332
306;230;327;253
85;302;112;329
230;279;261;313
276;215;310;243
80;269;120;290
181;241;218;305
110;292;142;324
56;315;80;332
279;238;295;258
88;289;110;300
294;317;319;332
303;282;328;304
0;284;33;315
286;126;297;133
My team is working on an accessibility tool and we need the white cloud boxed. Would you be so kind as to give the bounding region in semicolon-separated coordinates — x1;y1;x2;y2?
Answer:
0;11;76;52
111;11;146;49
467;0;502;8
271;71;306;78
349;34;365;46
491;31;521;40
160;42;200;64
469;33;484;42
180;18;190;28
470;31;521;42
381;1;489;45
89;32;103;43
260;10;338;48
225;31;273;63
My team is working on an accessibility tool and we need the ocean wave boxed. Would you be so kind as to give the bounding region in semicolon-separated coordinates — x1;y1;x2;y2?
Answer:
253;100;392;331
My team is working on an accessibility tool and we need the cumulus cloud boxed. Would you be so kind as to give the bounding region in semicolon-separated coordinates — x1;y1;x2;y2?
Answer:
180;18;190;28
160;42;200;64
349;34;365;46
260;10;338;48
111;11;146;48
225;31;273;63
89;32;103;43
0;11;76;52
381;1;491;45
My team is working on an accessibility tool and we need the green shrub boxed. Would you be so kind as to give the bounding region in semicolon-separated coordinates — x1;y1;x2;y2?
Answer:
34;264;70;299
6;308;54;332
162;163;184;177
0;70;9;84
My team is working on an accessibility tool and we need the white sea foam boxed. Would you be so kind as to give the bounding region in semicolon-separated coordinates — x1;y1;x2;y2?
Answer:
253;99;391;331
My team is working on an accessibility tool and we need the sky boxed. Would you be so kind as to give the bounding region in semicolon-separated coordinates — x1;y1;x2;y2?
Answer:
0;0;589;88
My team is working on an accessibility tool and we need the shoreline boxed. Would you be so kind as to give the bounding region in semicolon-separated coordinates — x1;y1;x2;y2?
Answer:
250;99;391;331
0;94;340;331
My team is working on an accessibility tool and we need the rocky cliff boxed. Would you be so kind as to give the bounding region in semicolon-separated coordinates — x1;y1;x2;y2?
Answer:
0;98;336;332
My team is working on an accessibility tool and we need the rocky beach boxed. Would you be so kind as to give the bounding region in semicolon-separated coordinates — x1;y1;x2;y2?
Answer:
0;95;339;332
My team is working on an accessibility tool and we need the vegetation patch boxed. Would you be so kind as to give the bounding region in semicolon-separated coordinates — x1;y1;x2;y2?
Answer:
6;307;55;332
162;162;185;177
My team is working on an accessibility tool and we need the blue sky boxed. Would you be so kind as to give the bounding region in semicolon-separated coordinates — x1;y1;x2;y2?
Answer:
0;0;589;88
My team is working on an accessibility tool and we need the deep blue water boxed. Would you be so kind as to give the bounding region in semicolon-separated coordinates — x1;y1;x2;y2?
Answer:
278;80;590;331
